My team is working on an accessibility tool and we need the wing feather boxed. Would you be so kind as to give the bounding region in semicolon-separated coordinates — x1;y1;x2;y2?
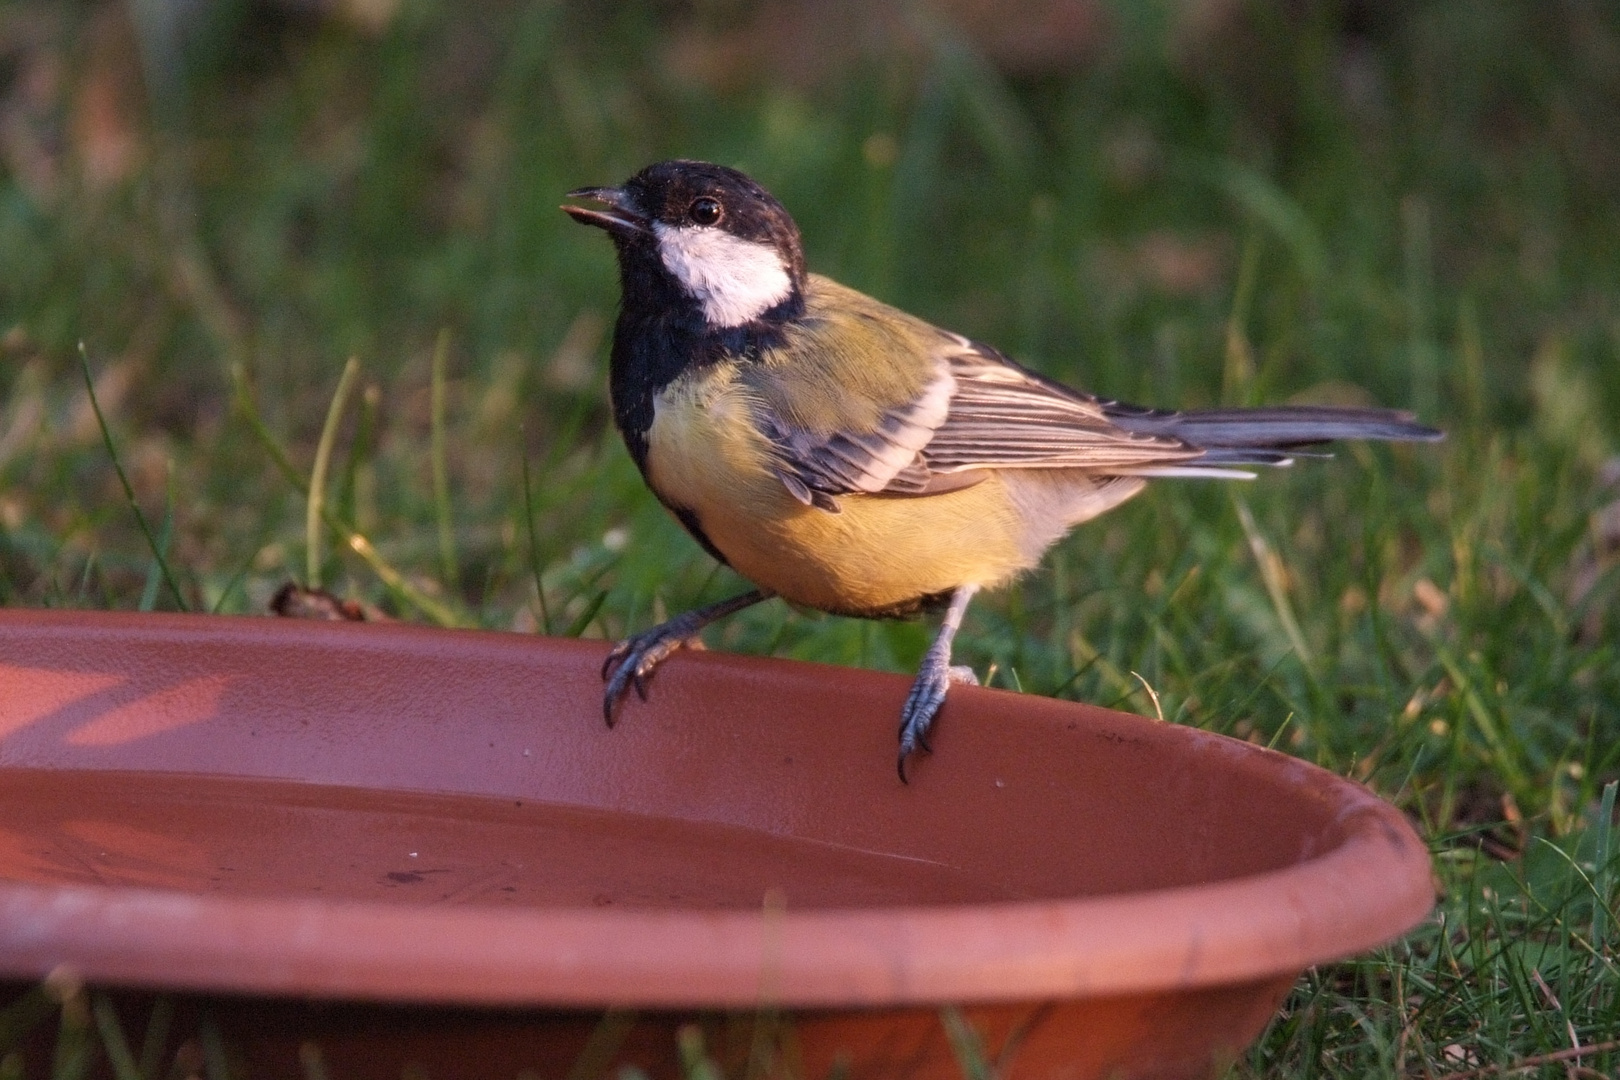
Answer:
754;318;1200;507
744;278;1432;510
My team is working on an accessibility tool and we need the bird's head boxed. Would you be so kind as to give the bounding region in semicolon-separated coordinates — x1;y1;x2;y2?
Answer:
564;160;805;329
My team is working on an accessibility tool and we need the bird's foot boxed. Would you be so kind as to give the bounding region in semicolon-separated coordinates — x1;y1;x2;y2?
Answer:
598;591;770;729
601;624;700;726
896;657;978;782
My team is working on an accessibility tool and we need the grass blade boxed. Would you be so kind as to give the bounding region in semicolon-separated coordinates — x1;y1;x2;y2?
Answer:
79;344;187;611
48;972;94;1080
198;1015;232;1080
90;996;141;1080
563;1010;637;1080
229;363;461;626
307;356;362;590
675;1025;722;1080
939;1008;994;1080
1593;779;1617;947
1233;496;1314;674
1187;154;1327;285
520;435;554;634
137;470;176;613
1223;233;1261;404
343;532;462;627
430;329;458;590
137;997;173;1080
565;590;608;639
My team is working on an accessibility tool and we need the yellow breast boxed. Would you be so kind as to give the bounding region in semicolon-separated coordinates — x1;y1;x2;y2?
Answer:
643;366;1039;616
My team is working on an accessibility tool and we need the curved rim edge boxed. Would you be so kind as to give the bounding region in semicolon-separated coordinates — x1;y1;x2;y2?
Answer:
0;610;1436;1007
0;805;1433;1007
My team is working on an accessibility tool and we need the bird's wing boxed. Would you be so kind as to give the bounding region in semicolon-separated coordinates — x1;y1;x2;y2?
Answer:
915;341;1203;478
752;356;958;506
747;281;1202;508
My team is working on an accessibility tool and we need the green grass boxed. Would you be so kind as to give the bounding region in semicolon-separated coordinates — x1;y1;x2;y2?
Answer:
2;0;1619;1075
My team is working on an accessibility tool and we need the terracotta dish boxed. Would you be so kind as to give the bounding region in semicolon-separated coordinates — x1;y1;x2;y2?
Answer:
0;610;1432;1079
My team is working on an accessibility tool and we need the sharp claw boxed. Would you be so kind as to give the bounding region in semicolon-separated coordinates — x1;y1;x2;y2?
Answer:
601;641;631;680
599;631;685;724
603;636;654;727
590;591;768;736
602;670;627;728
896;657;953;779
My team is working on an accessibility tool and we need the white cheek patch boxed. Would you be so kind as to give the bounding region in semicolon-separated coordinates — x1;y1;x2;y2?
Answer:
654;222;794;328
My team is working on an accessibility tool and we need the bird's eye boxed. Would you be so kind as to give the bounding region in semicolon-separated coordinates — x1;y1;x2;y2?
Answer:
688;197;722;226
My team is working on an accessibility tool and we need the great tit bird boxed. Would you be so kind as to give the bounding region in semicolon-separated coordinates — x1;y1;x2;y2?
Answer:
564;159;1441;780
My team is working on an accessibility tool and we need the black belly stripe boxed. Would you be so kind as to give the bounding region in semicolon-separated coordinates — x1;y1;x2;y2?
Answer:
608;280;797;478
604;260;801;577
668;503;730;567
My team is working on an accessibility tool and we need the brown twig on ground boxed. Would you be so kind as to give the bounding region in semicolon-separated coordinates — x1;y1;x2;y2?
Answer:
270;582;389;622
1431;1039;1620;1080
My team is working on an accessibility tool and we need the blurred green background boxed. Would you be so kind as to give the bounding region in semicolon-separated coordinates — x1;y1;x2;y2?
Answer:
1;0;1618;1075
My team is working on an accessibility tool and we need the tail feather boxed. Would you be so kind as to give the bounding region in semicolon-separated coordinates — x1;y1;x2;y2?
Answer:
1121;465;1260;480
1104;402;1444;450
1195;447;1297;466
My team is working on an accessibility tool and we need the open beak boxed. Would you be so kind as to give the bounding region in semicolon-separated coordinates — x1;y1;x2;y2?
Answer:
561;186;649;235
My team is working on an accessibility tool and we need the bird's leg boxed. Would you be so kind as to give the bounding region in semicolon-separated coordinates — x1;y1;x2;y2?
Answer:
897;583;981;781
602;589;768;725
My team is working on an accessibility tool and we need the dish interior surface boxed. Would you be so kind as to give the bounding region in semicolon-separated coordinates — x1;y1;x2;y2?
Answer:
0;614;1349;914
0;770;1032;909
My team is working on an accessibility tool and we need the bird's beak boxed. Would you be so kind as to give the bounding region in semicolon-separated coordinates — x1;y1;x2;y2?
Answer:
561;186;649;235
